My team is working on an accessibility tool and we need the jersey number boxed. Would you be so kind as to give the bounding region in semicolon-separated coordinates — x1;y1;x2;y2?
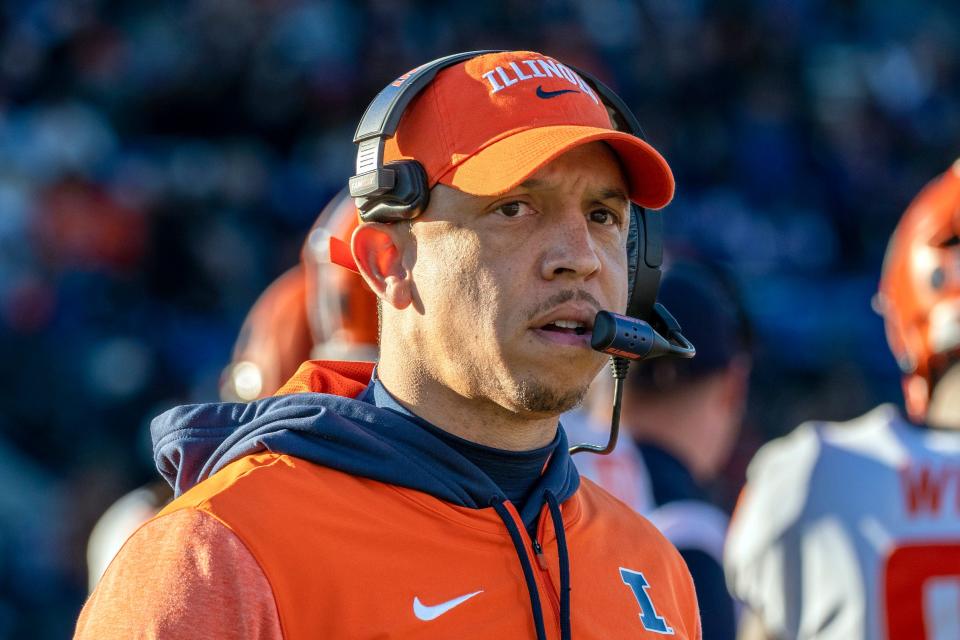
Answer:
883;542;960;640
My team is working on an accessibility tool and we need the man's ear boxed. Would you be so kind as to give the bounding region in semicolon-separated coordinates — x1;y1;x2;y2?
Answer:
352;222;413;310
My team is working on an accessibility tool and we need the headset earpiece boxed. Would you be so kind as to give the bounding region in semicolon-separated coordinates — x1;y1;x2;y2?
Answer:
626;206;663;321
355;161;430;223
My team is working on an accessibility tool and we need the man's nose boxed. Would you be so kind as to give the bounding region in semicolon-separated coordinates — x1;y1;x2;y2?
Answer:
540;210;602;281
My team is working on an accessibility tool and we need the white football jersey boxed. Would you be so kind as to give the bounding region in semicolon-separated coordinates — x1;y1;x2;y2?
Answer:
725;404;960;640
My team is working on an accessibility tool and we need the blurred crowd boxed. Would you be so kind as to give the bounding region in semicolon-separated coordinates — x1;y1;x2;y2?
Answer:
2;0;959;636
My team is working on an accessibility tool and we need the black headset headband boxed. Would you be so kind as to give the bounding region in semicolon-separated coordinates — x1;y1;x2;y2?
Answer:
348;49;663;322
349;49;646;198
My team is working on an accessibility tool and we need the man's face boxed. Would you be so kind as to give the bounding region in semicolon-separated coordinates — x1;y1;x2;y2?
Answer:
395;141;630;417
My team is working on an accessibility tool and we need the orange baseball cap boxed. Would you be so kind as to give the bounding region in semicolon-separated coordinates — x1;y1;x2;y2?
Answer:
384;50;674;209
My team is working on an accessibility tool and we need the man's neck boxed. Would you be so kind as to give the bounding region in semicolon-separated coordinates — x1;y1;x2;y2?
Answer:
375;356;559;452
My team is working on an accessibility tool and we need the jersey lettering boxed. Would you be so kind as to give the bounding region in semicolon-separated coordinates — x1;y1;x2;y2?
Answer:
900;464;960;516
619;567;675;635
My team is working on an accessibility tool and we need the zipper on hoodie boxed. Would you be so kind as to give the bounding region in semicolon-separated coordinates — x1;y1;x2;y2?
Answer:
533;511;562;621
532;539;548;570
495;500;561;636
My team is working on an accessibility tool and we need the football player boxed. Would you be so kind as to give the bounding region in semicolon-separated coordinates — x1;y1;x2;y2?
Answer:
725;161;960;639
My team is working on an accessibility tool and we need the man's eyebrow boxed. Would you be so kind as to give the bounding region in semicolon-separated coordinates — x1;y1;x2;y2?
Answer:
595;187;629;205
518;178;546;190
516;180;628;204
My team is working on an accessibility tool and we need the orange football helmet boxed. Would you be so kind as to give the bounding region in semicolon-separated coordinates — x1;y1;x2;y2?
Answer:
221;190;379;401
302;190;379;362
877;160;960;421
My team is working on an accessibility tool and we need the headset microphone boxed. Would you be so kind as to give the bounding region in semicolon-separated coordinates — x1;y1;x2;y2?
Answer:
568;304;695;456
593;310;668;360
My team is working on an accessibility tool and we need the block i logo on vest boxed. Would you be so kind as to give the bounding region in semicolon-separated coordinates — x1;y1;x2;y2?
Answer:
619;567;675;635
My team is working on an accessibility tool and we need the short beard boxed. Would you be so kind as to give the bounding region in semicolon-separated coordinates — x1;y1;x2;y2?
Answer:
512;379;588;415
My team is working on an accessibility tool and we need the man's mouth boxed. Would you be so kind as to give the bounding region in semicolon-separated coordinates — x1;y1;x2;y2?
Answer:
540;319;589;336
530;311;596;348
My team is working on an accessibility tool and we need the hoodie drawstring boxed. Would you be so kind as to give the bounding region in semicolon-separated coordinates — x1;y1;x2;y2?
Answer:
545;490;571;640
492;494;573;640
492;499;548;640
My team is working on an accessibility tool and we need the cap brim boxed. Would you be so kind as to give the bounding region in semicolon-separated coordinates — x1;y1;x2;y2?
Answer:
437;125;674;210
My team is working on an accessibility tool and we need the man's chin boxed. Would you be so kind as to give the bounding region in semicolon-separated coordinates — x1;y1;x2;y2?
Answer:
509;379;589;417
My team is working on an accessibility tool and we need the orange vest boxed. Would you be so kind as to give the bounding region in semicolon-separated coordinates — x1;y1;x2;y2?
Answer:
157;361;701;638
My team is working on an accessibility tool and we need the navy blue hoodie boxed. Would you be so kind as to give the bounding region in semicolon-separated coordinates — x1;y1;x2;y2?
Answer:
150;376;581;640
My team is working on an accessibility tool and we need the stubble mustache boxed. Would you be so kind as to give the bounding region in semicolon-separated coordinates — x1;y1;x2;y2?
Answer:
525;289;602;323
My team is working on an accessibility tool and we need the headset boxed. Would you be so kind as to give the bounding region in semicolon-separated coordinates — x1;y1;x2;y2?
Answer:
348;50;694;455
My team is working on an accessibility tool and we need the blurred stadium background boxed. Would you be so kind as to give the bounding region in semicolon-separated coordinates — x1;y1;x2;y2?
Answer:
1;0;958;636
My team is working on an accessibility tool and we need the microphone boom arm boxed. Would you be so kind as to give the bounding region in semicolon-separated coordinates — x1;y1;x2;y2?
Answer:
569;304;695;456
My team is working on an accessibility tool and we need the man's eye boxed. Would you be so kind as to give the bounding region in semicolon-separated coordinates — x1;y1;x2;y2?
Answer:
589;209;619;226
496;201;534;218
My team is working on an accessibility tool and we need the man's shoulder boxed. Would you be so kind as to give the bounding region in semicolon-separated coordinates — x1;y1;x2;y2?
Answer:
742;404;912;510
162;452;364;518
77;507;282;639
577;474;645;515
575;476;678;550
726;406;908;575
162;453;289;511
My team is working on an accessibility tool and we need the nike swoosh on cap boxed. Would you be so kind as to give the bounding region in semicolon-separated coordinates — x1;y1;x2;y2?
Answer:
536;85;580;99
413;590;484;621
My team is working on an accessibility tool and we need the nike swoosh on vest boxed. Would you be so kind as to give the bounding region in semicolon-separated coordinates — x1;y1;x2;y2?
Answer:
413;590;484;621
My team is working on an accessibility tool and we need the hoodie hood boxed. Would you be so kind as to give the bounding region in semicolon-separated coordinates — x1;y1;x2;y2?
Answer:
151;361;580;522
153;360;583;640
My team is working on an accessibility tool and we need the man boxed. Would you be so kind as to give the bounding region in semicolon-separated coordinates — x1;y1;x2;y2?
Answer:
725;161;960;639
85;190;378;590
75;50;701;639
569;260;752;640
